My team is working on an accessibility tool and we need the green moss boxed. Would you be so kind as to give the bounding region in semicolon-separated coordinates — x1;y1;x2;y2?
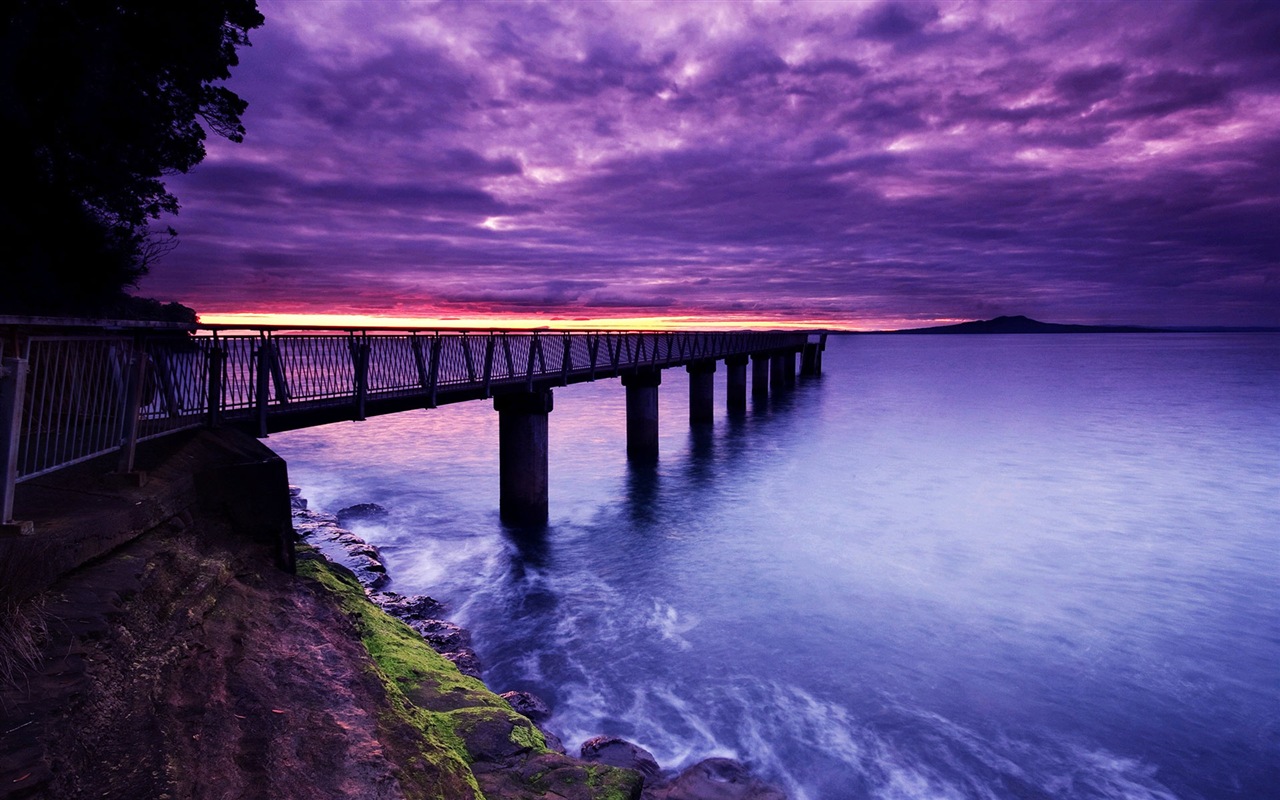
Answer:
297;549;637;800
297;552;488;798
585;764;641;800
508;718;547;751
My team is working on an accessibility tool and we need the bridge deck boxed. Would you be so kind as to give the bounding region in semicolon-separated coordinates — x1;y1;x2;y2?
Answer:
2;326;817;496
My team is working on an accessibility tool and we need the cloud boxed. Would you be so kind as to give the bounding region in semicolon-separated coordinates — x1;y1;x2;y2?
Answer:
145;0;1280;327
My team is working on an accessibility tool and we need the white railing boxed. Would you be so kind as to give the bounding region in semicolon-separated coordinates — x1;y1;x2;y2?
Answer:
0;322;818;524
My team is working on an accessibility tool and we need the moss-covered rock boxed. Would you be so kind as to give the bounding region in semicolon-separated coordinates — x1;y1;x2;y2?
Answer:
298;548;643;800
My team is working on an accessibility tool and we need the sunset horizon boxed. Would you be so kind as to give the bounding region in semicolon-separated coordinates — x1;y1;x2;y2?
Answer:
137;0;1278;330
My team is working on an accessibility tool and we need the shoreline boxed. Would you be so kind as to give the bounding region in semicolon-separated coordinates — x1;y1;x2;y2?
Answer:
290;487;790;800
1;429;645;800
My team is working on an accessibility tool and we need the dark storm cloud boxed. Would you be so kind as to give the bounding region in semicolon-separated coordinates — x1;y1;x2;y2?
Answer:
147;0;1280;327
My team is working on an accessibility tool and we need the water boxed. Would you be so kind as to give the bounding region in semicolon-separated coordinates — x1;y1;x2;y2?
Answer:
271;334;1280;800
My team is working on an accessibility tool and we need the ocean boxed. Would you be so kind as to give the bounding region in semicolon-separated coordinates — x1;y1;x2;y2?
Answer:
271;334;1280;800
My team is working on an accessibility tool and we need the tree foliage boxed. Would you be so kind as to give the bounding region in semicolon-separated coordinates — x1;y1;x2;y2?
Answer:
1;0;263;316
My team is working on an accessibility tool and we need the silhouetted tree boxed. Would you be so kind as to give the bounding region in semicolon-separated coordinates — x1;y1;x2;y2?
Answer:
1;0;263;317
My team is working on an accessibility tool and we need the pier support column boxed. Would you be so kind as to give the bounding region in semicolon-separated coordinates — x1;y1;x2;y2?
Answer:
494;389;553;526
725;356;748;415
687;360;716;424
770;353;787;390
800;343;819;376
751;354;770;398
622;370;661;462
785;350;798;388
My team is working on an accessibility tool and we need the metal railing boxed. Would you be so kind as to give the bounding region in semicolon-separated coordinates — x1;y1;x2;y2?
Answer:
1;323;816;523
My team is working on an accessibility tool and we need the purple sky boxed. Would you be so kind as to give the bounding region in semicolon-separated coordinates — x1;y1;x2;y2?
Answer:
143;0;1280;329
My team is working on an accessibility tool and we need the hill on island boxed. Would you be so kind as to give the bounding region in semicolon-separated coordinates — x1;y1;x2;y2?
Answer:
884;315;1164;334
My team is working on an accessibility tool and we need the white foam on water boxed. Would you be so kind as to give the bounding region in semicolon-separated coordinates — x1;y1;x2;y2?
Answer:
646;599;699;651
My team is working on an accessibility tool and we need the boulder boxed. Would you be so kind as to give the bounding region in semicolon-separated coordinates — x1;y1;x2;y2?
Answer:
408;619;471;652
500;690;551;722
442;649;483;679
336;503;389;523
367;591;446;622
580;736;662;780
648;758;787;800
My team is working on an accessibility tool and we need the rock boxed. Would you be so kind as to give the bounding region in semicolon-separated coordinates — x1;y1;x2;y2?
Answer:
345;543;381;561
443;649;483;679
648;758;787;800
580;736;662;780
538;725;566;754
288;485;307;510
336;503;389;523
514;753;644;800
350;563;390;590
408;619;471;652
367;591;446;622
290;509;339;539
500;690;551;722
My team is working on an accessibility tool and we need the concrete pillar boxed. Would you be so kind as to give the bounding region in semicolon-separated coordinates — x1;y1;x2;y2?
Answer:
494;389;554;525
686;360;716;424
751;354;770;398
770;353;787;390
621;370;661;462
800;343;818;376
725;356;748;414
785;350;798;387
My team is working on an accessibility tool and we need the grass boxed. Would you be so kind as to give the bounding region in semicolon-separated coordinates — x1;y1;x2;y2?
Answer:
0;539;52;691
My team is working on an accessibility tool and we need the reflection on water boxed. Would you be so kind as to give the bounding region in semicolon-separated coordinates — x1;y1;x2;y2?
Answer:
273;335;1280;800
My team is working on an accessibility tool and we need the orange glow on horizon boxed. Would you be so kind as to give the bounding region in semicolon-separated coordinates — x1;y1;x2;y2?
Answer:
195;310;882;332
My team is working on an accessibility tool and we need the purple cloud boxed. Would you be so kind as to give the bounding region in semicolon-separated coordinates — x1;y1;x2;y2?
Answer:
144;0;1280;327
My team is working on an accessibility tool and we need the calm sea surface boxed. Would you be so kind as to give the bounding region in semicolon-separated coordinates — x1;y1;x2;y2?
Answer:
272;334;1279;800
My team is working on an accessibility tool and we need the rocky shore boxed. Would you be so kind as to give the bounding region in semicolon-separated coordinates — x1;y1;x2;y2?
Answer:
1;430;641;800
0;423;786;800
290;489;789;800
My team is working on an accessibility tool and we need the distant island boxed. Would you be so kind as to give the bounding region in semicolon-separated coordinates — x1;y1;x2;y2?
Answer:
878;315;1164;334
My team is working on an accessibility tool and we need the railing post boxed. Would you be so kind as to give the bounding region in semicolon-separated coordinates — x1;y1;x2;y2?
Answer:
117;349;149;474
207;344;224;429
462;333;478;383
268;340;291;402
483;334;495;397
353;336;370;421
256;337;271;437
429;336;442;408
1;357;30;528
152;347;181;418
561;333;571;385
525;333;537;391
411;334;429;389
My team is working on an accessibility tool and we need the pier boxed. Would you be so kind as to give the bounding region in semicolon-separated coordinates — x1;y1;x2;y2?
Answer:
1;319;826;530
